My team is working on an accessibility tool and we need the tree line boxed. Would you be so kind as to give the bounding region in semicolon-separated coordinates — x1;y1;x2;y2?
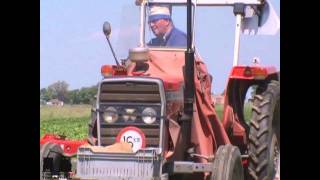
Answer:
40;81;98;104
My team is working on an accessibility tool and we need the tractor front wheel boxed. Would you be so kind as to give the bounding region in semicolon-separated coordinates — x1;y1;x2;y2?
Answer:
40;142;64;180
211;144;244;180
248;80;280;180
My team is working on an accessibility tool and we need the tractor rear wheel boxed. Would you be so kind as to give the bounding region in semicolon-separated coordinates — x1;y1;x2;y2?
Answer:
211;144;244;180
248;80;280;180
40;142;64;180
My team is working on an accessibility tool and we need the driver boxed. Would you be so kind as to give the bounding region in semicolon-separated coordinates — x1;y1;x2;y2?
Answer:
147;5;187;47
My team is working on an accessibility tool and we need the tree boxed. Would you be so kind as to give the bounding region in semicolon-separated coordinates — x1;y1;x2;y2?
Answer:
67;85;97;104
47;81;69;102
40;81;98;105
77;85;98;104
68;89;80;104
40;88;47;101
40;87;53;101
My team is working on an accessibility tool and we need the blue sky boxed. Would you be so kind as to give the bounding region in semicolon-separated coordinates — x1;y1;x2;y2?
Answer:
40;0;279;94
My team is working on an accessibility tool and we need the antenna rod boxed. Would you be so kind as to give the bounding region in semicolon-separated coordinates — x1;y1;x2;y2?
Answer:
106;36;120;66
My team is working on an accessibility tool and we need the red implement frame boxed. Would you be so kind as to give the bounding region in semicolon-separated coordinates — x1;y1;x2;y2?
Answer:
40;134;87;156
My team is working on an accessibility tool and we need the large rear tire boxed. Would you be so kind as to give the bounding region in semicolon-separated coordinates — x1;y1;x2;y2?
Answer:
40;142;64;180
248;80;280;180
211;144;244;180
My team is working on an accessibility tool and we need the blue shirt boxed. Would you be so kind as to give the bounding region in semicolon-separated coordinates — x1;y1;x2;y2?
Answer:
148;27;187;48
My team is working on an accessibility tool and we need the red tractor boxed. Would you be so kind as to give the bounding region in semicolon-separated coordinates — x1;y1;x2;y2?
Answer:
40;0;279;179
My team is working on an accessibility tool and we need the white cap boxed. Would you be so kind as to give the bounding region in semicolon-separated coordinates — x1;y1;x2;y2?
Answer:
148;5;171;22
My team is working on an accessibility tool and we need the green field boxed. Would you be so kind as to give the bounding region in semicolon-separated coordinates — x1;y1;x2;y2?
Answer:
40;105;91;140
40;103;252;140
215;103;252;123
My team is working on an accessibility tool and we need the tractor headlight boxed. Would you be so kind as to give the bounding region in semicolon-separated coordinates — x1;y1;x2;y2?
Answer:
123;108;137;122
103;107;118;123
142;107;157;124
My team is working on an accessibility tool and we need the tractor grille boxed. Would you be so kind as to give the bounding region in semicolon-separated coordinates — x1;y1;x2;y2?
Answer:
99;81;161;103
98;81;162;148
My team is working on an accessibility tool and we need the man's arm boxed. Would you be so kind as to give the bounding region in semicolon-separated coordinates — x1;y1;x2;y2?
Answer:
167;29;187;47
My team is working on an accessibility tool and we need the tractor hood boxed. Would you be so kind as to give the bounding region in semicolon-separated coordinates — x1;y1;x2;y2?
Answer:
124;49;230;162
126;49;185;92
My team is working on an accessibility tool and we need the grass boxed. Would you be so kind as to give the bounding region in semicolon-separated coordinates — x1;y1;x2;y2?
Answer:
215;104;224;120
40;103;253;140
215;103;253;123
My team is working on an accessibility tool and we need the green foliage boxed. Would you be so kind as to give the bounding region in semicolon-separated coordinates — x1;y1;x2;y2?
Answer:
215;104;224;120
40;117;88;140
68;89;80;104
40;105;91;140
40;81;98;105
77;86;98;104
243;103;253;123
215;103;252;123
48;80;69;102
40;87;54;102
